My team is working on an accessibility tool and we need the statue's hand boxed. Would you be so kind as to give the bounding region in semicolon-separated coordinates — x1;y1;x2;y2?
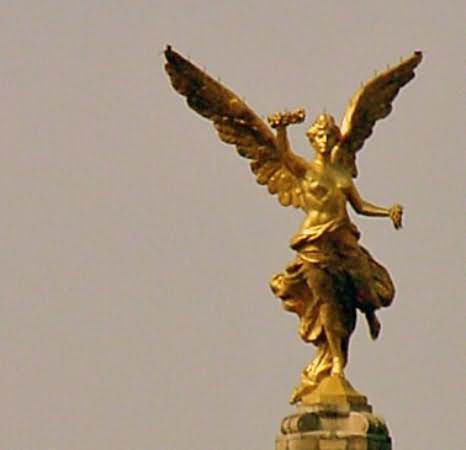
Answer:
267;108;305;128
389;203;403;229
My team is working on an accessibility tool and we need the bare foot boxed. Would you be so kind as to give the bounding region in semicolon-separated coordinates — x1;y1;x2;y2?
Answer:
289;380;318;405
366;311;381;340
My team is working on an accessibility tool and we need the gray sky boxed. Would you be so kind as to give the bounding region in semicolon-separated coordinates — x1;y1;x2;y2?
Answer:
1;1;465;449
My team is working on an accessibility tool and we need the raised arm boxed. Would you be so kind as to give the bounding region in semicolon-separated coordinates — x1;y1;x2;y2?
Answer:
346;181;403;229
267;109;308;178
165;46;308;210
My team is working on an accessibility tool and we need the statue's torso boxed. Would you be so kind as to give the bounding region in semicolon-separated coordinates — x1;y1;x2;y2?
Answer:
298;163;351;236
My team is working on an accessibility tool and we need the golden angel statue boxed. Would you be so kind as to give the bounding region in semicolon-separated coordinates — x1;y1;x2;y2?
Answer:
164;46;422;405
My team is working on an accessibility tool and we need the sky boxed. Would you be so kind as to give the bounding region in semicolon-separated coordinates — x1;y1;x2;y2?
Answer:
1;1;465;449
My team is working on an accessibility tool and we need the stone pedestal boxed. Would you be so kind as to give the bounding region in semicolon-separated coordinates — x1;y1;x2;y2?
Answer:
276;376;391;450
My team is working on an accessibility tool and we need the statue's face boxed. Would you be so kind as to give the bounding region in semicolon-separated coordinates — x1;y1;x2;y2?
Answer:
307;124;339;155
306;114;341;155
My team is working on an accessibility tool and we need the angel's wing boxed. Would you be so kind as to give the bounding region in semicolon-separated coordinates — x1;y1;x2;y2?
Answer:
339;51;423;158
164;45;306;208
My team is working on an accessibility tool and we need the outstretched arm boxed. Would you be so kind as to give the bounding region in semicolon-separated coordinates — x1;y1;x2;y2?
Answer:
346;181;403;229
267;109;308;178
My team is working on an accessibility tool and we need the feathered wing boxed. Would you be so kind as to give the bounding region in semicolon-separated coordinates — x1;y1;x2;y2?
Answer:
164;45;306;208
338;51;423;169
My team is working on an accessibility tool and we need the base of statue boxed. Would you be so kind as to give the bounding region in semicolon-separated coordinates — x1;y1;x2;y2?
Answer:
276;376;391;450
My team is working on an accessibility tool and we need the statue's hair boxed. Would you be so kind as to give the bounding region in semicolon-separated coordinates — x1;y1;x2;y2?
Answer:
306;113;341;143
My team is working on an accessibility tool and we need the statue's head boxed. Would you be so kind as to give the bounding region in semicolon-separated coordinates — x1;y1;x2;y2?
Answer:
306;113;341;155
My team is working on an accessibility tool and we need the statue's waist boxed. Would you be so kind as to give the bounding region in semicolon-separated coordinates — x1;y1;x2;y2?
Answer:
290;220;360;253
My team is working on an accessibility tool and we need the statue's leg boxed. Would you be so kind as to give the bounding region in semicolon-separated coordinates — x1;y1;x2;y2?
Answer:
289;339;330;404
348;246;393;339
289;335;338;404
365;309;381;340
351;259;379;308
350;244;396;309
274;259;332;405
305;267;347;377
363;246;395;307
326;329;345;376
303;338;332;382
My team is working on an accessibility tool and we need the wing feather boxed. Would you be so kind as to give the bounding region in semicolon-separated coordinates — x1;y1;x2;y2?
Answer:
340;51;422;154
165;45;305;208
252;160;282;185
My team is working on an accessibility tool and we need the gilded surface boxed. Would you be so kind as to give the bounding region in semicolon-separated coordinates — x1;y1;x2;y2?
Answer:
164;46;422;405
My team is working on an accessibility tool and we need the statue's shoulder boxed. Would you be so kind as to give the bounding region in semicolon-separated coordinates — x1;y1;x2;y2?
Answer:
333;167;353;191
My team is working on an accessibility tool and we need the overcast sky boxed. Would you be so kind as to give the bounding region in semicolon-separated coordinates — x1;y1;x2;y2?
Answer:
1;1;465;449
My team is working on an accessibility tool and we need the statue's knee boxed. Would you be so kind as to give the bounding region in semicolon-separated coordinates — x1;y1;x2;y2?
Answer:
270;273;286;297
